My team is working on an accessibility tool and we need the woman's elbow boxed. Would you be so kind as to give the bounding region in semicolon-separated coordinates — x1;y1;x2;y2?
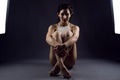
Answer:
73;36;79;43
46;37;50;44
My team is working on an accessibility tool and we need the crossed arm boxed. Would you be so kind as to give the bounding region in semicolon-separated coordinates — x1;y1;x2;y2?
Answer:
46;25;80;47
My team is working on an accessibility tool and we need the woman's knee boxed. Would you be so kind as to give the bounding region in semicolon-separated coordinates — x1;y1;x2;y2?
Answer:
52;31;57;40
66;31;73;38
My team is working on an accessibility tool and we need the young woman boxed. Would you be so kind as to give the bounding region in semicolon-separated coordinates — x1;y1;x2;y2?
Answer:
46;3;80;79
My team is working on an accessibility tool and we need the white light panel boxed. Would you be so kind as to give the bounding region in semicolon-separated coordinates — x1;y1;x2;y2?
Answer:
112;0;120;34
0;0;8;34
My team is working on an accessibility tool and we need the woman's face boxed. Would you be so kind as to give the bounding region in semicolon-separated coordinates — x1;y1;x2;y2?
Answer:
58;9;71;22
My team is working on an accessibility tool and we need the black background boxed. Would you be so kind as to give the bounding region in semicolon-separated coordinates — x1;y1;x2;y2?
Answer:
0;0;120;63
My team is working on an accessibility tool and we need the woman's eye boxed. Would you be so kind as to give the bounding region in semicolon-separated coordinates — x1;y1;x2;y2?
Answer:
61;13;64;15
66;14;68;15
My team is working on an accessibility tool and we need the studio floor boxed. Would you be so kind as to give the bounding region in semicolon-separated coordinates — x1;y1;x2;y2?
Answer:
0;59;120;80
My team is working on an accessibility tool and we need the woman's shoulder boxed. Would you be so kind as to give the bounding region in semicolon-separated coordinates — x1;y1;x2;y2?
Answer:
48;24;58;30
49;24;57;28
70;23;80;32
70;23;80;29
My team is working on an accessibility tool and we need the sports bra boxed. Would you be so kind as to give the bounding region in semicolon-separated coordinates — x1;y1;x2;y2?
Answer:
56;23;73;38
57;23;71;33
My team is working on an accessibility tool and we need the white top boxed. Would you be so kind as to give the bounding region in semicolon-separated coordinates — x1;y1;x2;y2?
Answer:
52;23;73;39
57;24;71;33
57;24;73;38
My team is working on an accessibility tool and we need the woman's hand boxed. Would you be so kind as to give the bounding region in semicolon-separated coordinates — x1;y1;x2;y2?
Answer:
54;44;67;57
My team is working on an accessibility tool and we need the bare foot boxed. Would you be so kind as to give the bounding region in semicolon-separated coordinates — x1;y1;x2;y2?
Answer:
61;66;71;79
49;64;60;76
59;60;71;79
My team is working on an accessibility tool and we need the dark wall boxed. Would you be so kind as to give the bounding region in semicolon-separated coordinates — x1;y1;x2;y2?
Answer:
0;0;120;62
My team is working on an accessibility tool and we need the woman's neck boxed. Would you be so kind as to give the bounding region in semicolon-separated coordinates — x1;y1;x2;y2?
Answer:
58;21;70;26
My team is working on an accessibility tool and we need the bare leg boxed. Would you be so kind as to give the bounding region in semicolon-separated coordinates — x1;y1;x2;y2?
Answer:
49;31;62;76
57;55;72;78
63;31;77;69
49;31;76;79
50;31;74;67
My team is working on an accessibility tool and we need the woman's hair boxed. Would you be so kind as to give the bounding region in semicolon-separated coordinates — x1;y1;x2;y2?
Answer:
57;3;73;15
